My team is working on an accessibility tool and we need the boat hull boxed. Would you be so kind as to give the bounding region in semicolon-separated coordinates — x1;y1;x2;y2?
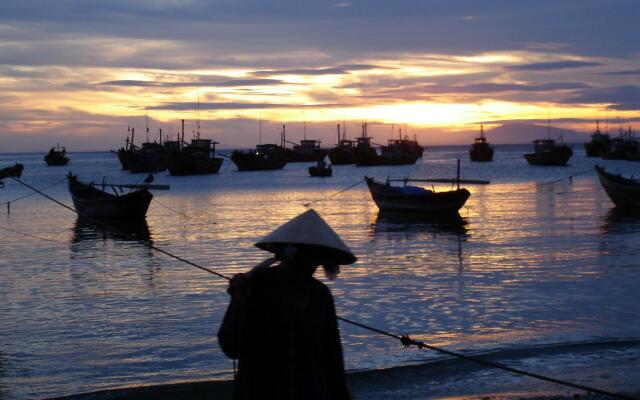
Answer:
524;148;572;166
44;153;70;166
595;165;640;208
469;145;494;162
168;157;223;175
328;148;355;165
365;178;470;213
308;166;332;177
68;177;153;219
230;151;287;171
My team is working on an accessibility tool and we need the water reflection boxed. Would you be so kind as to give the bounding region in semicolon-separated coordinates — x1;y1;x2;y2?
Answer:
370;211;468;239
600;207;640;235
71;217;152;244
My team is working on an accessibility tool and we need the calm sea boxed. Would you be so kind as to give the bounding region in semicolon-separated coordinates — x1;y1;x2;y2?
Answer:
1;145;639;399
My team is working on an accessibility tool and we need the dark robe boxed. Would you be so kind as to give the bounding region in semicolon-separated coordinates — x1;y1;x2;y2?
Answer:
218;264;351;400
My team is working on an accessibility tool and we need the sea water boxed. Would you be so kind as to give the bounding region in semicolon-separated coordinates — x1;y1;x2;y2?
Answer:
0;145;639;399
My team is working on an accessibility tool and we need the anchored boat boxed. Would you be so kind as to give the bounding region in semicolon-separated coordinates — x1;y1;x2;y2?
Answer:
524;139;572;166
0;163;23;188
354;123;418;166
166;120;224;176
231;144;287;171
44;144;70;166
469;125;494;162
365;161;488;214
584;121;610;158
67;173;168;219
308;159;332;177
594;165;640;209
328;124;356;165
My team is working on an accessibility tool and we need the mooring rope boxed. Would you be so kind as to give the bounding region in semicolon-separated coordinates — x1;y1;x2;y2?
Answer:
0;223;69;246
0;177;67;210
9;175;638;400
153;197;218;225
303;178;365;207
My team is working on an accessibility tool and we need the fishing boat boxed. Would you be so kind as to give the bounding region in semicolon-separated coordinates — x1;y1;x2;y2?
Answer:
0;163;23;188
166;120;223;176
381;128;423;160
524;139;572;166
67;173;168;219
328;124;356;165
308;159;332;177
44;144;70;166
231;144;287;171
469;125;494;162
594;165;640;209
584;121;610;157
280;125;329;162
354;123;418;166
365;161;487;214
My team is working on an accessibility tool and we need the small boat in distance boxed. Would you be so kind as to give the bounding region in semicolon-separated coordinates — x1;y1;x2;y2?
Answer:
584;121;610;157
354;123;419;166
365;160;488;214
308;159;332;177
44;144;70;166
67;173;169;219
469;125;494;162
281;125;329;162
594;165;640;209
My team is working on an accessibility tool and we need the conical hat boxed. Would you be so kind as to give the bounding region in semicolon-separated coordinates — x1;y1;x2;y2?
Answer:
255;209;357;265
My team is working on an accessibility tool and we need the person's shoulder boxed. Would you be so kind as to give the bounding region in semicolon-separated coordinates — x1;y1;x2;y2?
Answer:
309;276;333;298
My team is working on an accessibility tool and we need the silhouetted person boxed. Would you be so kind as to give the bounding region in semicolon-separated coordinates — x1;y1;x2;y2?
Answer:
218;209;356;400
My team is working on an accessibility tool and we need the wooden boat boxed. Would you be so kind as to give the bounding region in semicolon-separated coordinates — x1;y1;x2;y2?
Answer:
469;125;494;162
328;124;356;165
44;144;70;166
231;144;287;171
308;160;332;177
594;165;640;208
584;121;610;157
365;177;471;213
381;129;423;160
67;173;168;219
524;139;572;166
281;125;328;163
0;163;23;188
166;120;223;176
365;160;487;214
354;123;418;166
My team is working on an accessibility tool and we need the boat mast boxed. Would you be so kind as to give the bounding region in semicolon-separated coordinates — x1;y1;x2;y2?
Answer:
547;110;551;140
159;128;163;145
196;94;200;140
337;124;341;144
259;114;262;145
181;119;185;149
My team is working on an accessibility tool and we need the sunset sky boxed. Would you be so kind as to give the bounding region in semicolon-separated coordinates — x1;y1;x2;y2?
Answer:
1;0;639;151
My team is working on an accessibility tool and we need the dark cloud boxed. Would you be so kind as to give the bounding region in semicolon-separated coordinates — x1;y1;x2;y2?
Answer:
253;64;386;76
507;61;604;71
563;85;640;111
148;101;339;111
601;69;640;76
99;78;286;87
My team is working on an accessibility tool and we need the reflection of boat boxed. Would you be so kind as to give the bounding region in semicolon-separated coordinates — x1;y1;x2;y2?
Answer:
231;144;287;171
584;121;610;157
44;144;70;166
600;207;640;235
469;125;494;162
372;210;468;236
308;159;332;177
72;216;151;243
67;173;167;219
595;165;640;209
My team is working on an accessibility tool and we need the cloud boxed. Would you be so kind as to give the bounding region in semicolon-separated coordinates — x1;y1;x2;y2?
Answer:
563;85;640;111
601;69;640;76
507;61;604;71
253;64;385;76
99;78;286;87
148;101;339;111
